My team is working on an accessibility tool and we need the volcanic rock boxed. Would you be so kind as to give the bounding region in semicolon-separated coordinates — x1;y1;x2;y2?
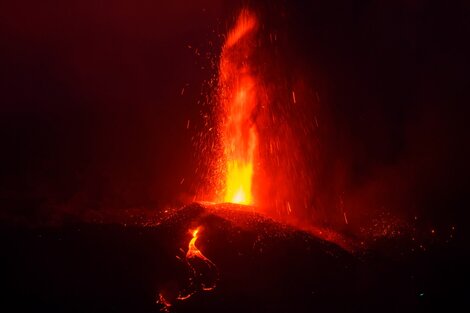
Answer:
1;203;436;312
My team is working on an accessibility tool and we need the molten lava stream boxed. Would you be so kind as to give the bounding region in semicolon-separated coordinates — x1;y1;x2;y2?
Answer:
219;9;259;206
158;226;217;311
184;227;218;291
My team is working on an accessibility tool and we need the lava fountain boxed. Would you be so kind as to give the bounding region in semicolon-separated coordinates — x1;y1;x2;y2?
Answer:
218;9;260;206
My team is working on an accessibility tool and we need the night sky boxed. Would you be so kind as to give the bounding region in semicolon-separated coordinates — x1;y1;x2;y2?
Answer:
1;0;468;238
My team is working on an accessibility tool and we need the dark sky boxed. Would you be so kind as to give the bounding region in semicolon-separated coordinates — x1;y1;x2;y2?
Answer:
1;1;468;232
0;0;227;212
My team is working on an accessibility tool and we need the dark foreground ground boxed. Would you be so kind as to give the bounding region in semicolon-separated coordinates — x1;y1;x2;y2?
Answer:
0;203;466;312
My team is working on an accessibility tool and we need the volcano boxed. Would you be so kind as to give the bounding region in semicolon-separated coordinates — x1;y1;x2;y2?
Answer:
2;202;453;313
0;2;467;312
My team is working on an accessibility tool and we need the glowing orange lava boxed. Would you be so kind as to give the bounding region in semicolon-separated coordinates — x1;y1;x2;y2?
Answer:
185;226;217;292
219;9;259;205
157;226;217;311
186;227;207;260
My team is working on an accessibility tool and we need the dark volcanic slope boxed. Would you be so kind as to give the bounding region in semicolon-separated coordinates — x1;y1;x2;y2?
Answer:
155;203;357;312
0;203;449;312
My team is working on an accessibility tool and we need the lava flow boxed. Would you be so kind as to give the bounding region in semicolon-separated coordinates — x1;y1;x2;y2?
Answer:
183;227;218;293
218;9;260;206
158;226;217;311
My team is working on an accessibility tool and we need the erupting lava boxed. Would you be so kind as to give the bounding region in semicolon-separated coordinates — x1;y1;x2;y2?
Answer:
219;9;259;205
